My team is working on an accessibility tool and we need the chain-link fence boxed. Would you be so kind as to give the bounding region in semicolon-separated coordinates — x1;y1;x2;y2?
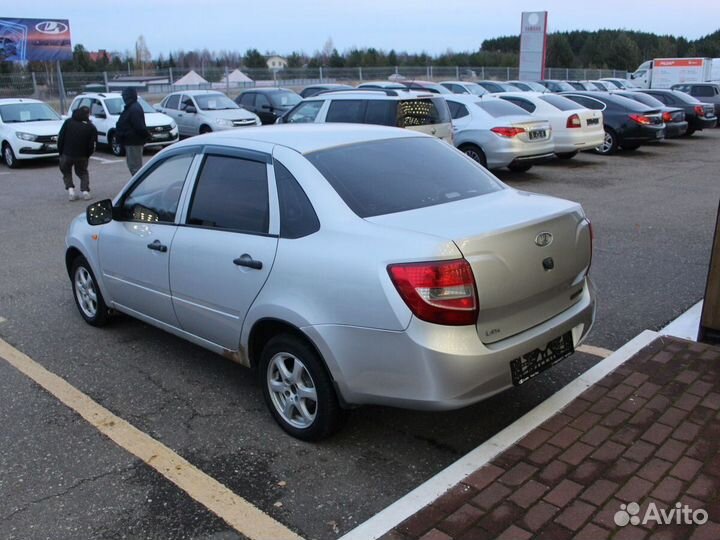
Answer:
0;65;629;112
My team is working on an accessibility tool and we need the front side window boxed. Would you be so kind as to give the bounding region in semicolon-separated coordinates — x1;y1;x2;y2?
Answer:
90;99;105;116
164;94;180;110
285;101;323;123
120;154;194;223
255;94;271;109
239;93;255;107
187;155;269;234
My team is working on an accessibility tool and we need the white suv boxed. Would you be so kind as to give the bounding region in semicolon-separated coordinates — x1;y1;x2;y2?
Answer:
277;89;453;143
68;92;178;156
0;98;63;168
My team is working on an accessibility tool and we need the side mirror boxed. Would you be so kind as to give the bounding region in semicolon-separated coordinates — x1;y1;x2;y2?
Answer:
86;199;114;226
185;105;197;114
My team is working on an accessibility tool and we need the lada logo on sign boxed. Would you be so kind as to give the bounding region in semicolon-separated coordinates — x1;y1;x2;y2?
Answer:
35;21;69;34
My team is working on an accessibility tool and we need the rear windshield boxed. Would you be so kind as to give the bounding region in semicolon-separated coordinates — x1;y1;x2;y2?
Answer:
539;94;581;111
622;92;663;108
306;137;502;218
476;100;530;117
397;98;450;126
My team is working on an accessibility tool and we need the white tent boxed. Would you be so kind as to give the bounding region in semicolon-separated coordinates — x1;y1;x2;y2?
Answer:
173;70;208;87
221;69;253;84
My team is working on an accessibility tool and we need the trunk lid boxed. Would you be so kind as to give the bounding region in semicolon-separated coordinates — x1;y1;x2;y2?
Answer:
507;118;552;143
368;189;592;343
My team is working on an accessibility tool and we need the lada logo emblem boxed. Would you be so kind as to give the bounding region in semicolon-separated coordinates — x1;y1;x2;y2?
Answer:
535;232;553;247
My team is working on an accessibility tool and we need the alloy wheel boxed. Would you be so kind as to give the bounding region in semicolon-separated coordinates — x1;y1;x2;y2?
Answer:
267;352;318;429
74;266;98;319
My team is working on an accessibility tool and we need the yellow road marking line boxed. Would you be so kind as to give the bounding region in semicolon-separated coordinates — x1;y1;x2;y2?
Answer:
576;344;614;358
0;337;302;540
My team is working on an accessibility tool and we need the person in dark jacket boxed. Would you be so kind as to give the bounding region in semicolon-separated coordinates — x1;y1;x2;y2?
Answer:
116;87;149;175
57;106;97;201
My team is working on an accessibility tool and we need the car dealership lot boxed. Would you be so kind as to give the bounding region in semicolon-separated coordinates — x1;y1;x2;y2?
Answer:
0;132;717;539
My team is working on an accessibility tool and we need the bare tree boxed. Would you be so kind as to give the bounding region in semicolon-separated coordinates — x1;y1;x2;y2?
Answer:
135;35;152;74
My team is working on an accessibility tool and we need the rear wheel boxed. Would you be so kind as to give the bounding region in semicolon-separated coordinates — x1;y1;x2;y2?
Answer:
71;256;109;327
555;151;578;160
260;334;344;441
595;128;618;155
459;144;487;167
507;162;533;172
2;143;18;168
109;132;125;156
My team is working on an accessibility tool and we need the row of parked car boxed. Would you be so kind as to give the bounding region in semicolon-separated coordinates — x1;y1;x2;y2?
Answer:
0;77;717;172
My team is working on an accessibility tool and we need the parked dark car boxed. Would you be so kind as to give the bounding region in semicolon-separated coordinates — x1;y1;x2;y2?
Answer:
612;90;688;138
473;80;517;93
566;81;595;91
506;81;549;92
536;80;576;93
670;83;720;118
300;84;353;98
399;80;452;94
637;89;717;136
561;91;665;154
235;88;302;124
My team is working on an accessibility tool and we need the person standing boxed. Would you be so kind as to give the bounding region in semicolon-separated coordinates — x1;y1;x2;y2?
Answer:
116;87;149;176
57;106;97;201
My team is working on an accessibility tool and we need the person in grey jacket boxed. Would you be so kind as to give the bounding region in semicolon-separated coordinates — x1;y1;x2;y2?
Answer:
57;106;97;201
116;87;149;175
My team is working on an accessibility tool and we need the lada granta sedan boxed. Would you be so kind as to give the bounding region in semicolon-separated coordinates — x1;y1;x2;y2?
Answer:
65;124;596;440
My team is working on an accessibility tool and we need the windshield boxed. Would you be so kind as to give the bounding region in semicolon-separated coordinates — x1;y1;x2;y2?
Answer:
552;81;575;92
0;102;60;123
193;94;239;110
524;81;548;92
306;137;502;218
467;84;487;96
270;91;302;108
105;97;155;115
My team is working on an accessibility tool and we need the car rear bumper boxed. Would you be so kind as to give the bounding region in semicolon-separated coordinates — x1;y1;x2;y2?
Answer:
664;121;688;138
621;124;665;142
553;130;605;153
691;116;717;130
306;278;596;411
485;138;556;169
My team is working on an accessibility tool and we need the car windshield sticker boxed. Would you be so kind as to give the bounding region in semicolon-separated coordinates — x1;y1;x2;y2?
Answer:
19;110;30;121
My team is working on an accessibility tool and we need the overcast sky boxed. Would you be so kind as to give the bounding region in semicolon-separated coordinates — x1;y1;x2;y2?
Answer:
7;1;720;56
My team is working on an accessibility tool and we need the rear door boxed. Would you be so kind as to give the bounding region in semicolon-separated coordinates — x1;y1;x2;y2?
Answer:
169;148;278;350
397;97;452;142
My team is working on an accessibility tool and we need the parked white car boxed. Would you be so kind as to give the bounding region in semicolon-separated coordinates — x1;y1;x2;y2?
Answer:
497;92;604;159
0;98;63;168
445;94;555;172
440;81;488;96
68;92;178;156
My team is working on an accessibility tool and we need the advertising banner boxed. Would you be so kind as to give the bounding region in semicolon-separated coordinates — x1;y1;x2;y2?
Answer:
519;11;548;81
0;18;72;63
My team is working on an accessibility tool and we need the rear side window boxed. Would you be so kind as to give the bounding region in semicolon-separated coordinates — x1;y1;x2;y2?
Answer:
539;94;582;111
397;98;450;127
187;155;269;234
476;100;530;117
447;101;470;119
692;86;714;97
365;100;397;126
306;137;502;218
326;100;366;123
274;161;320;239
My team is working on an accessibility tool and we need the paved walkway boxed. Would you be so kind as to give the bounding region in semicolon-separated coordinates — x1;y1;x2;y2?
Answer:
381;337;720;540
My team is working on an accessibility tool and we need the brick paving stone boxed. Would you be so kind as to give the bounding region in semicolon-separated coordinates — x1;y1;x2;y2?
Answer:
651;476;685;503
397;505;449;538
607;457;641;483
580;425;613;446
651;350;674;364
380;530;410;540
607;384;636;402
657;406;689;427
455;525;492;540
559;441;595;466
538;460;571;485
601;409;632;428
554;500;596;531
498;462;537;487
472;482;512;511
676;369;700;384
590;440;627;462
543;479;584;508
701;392;720;410
672;421;702;443
616;477;654;502
686;439;716;462
433;483;479;514
533;522;574;540
528;443;562;466
636;381;662;399
613;526;648;540
635;457;673;482
491;445;528;469
560;398;592;418
541;413;573;433
689;520;720;540
688;380;714;397
686;474;716;501
656;439;688;462
579;479;619;506
570;460;605;485
624;440;656;463
547;426;583;449
646;394;672;412
464;464;504;492
436;503;484;537
687;405;715;426
520;500;560;531
624;372;649;387
592;497;625;529
477;502;523;536
419;529;452;540
619;396;648;415
574;522;611;540
675;393;703;412
640;423;673;445
581;385;607;403
508;479;549;509
495;524;533;540
596;372;627;388
517;428;553;451
612;426;642;446
629;408;658;428
590;396;621;415
570;411;602;431
669;456;703;481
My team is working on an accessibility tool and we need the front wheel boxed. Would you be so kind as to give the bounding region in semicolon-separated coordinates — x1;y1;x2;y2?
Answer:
260;334;344;441
109;132;125;157
199;125;213;134
3;143;18;168
71;257;109;326
595;128;618;155
459;144;487;168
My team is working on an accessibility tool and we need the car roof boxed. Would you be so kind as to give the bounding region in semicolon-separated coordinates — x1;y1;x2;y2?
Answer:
440;80;479;85
75;92;122;99
170;123;426;155
0;98;45;105
169;90;227;96
310;89;431;100
241;87;295;93
672;82;718;86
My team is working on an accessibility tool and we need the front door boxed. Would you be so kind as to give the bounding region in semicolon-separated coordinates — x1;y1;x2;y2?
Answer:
170;152;278;350
98;152;196;325
176;94;197;136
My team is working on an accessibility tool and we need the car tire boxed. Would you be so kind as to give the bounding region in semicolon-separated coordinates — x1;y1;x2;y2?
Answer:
70;256;109;327
2;142;18;168
555;151;578;160
458;144;487;167
199;125;213;134
507;163;533;172
684;126;696;137
260;334;345;441
595;128;618;155
109;132;125;157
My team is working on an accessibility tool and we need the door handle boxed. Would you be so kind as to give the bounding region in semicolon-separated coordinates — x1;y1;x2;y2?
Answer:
233;253;263;270
147;240;168;252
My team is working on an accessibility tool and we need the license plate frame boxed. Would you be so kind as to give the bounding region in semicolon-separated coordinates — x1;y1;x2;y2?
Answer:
587;118;599;126
510;332;574;386
529;129;546;140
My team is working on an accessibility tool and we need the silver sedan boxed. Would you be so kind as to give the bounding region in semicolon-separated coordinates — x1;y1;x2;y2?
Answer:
65;124;595;440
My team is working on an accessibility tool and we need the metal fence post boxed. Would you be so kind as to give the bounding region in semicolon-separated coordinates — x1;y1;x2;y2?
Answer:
507;67;510;79
319;66;323;83
456;66;460;79
169;67;174;85
359;66;363;81
103;71;109;93
481;66;485;79
31;72;37;96
225;66;230;93
56;62;66;113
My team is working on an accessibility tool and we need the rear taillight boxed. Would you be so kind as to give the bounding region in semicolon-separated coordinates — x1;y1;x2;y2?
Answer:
388;259;478;326
491;126;525;138
694;105;705;116
629;114;651;125
566;114;581;128
662;111;672;123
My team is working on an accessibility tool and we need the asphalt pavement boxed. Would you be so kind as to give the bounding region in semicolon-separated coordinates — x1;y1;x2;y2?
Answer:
0;131;717;539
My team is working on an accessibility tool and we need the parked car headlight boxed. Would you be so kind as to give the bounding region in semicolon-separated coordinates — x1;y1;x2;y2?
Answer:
255;117;262;125
215;118;234;127
16;132;37;141
169;120;177;129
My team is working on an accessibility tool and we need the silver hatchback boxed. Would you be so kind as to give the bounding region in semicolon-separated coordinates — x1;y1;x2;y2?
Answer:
66;124;595;440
